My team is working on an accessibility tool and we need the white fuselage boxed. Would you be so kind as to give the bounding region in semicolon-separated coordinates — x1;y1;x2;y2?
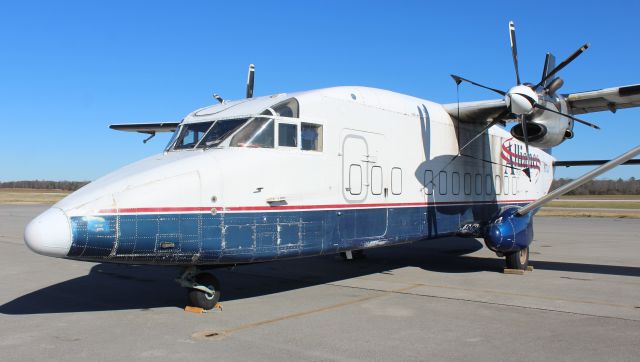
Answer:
24;86;554;264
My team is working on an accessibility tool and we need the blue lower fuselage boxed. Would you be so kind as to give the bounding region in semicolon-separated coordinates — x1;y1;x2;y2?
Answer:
67;201;528;265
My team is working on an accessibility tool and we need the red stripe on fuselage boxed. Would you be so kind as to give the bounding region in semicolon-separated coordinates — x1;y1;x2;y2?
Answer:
98;199;537;215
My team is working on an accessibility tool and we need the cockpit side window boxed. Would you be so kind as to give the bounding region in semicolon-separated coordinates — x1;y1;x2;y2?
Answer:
278;123;298;147
230;115;275;148
173;122;213;150
301;123;323;151
272;98;299;118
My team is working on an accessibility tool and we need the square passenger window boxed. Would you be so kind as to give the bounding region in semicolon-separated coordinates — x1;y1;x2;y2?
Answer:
278;123;298;147
301;123;323;151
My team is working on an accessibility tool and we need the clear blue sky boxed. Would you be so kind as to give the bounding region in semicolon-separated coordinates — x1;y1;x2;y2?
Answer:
1;0;638;181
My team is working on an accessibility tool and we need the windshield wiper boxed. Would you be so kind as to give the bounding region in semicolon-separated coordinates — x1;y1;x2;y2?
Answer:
194;120;219;149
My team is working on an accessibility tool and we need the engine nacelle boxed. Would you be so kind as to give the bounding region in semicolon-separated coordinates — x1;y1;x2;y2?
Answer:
484;207;534;253
510;98;574;148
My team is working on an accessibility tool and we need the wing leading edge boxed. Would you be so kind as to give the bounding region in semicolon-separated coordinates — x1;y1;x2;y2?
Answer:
564;84;640;115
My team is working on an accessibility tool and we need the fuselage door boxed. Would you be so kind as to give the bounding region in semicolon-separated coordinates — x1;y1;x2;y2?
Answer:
339;130;387;244
341;132;369;202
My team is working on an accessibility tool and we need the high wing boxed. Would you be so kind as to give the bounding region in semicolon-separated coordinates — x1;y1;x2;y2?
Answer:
109;122;180;134
564;84;640;114
443;99;508;124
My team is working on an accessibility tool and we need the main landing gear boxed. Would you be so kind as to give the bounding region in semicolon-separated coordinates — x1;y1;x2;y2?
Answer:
504;246;529;270
176;267;221;310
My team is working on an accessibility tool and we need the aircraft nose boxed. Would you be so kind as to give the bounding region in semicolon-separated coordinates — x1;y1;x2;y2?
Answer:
24;207;72;258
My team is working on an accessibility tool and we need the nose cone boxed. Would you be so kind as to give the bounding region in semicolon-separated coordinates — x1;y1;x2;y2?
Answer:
24;207;72;258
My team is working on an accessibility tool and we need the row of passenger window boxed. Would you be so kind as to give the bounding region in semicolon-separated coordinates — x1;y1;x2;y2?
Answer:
348;165;403;196
348;167;516;198
424;170;518;196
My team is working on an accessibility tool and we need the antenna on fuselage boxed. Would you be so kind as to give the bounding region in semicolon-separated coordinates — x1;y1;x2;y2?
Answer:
246;64;255;98
213;93;224;104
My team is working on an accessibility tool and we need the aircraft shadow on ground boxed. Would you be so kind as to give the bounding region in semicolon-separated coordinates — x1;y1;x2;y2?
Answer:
2;237;638;315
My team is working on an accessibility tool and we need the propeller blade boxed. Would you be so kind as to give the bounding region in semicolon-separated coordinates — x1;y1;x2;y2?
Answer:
540;52;556;88
509;21;521;85
246;64;255;98
450;74;506;96
458;109;509;154
518;115;532;180
535;43;589;88
532;103;600;129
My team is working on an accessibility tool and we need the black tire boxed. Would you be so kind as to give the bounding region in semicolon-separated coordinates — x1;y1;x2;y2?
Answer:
505;247;529;270
187;273;221;310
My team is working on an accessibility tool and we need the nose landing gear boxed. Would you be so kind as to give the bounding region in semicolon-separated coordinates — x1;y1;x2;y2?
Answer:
176;267;221;310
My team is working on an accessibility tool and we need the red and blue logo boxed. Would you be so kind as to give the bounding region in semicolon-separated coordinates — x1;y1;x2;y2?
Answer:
500;137;550;180
501;137;540;171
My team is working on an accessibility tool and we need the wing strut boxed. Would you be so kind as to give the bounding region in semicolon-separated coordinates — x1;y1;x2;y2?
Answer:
516;145;640;216
554;159;640;167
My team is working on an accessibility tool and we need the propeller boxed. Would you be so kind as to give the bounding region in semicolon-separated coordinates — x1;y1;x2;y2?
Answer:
210;64;256;104
518;114;532;179
452;21;599;179
509;21;521;85
246;64;255;98
532;102;600;129
450;75;505;96
535;43;589;89
540;53;556;88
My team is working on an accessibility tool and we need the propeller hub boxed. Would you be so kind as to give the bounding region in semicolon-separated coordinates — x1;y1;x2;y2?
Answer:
505;85;538;115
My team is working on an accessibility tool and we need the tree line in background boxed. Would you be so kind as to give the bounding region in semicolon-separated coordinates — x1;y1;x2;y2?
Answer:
551;178;640;195
1;178;639;195
0;180;89;191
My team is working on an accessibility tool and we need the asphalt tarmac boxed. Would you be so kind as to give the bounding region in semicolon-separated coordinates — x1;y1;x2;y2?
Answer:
1;205;639;361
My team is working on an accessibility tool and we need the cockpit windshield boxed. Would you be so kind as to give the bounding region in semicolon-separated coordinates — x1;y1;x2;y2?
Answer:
172;122;212;150
197;118;248;148
168;118;250;151
166;98;300;152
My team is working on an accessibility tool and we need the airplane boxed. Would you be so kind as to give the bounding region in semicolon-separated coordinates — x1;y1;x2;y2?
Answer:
24;22;640;310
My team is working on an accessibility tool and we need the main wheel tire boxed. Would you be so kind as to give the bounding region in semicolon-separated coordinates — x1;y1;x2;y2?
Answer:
505;247;529;270
187;273;221;310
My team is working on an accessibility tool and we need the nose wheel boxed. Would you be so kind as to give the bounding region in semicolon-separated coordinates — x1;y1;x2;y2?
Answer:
176;267;221;310
505;246;529;270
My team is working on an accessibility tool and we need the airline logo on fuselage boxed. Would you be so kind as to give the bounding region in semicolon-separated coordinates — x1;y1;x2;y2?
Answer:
501;137;549;179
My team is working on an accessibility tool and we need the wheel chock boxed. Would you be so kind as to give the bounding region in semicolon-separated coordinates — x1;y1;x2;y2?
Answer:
184;306;206;314
503;266;534;275
184;303;223;314
503;268;525;275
